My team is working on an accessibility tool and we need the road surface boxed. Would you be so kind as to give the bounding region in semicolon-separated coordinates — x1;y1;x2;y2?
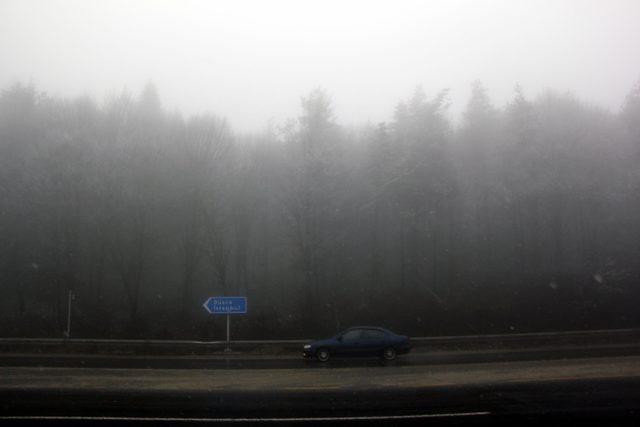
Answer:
2;342;640;369
1;355;639;424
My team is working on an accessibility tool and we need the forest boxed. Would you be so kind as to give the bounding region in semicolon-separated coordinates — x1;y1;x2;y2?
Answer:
1;80;639;339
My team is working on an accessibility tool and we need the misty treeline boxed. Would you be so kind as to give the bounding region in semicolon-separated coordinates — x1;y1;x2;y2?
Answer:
1;80;640;339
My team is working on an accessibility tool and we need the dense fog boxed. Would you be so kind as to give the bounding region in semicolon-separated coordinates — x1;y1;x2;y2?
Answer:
1;80;639;338
2;0;640;339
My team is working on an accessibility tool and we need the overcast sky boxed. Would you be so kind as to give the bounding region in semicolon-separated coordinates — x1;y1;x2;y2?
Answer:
1;0;639;132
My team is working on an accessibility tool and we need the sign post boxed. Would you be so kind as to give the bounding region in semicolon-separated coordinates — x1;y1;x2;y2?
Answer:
226;314;230;350
203;297;247;351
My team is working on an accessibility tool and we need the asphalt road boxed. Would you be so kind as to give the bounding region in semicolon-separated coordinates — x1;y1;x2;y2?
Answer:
1;356;639;424
1;342;639;369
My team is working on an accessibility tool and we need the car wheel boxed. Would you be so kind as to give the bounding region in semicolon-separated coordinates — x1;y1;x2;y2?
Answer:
317;348;330;362
382;347;397;361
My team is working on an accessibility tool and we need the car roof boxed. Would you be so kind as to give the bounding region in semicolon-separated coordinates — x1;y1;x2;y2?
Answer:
346;326;392;333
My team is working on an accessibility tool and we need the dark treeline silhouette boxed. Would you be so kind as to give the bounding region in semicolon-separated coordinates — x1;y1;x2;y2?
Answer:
1;80;639;339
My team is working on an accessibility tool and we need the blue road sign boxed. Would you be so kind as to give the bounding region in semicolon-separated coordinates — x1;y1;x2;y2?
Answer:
203;296;247;314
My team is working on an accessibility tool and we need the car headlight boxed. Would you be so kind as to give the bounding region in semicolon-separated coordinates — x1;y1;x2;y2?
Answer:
304;344;311;350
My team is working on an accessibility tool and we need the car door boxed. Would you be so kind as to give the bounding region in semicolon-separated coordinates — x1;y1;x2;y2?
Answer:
337;329;363;355
361;329;386;354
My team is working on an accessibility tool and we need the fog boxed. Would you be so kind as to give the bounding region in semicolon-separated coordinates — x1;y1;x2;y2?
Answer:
1;0;639;131
2;1;640;340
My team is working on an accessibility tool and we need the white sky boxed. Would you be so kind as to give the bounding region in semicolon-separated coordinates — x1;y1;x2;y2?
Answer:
1;0;639;132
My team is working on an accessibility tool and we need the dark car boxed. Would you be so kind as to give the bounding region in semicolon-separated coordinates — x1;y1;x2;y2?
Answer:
303;326;411;361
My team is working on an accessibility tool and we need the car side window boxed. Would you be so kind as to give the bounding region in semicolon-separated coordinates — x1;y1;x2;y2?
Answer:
363;329;385;339
342;330;361;341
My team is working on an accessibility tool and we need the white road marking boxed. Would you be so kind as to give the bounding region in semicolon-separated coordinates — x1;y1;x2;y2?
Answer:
0;412;491;422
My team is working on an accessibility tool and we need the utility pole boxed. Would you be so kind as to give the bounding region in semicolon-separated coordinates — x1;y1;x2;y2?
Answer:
64;290;74;339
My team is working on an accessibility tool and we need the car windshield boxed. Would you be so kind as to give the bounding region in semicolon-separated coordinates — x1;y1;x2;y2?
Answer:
363;330;386;339
342;330;362;341
1;0;640;424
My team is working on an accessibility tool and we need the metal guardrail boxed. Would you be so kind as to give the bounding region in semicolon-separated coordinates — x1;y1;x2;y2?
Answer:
0;338;307;345
410;327;640;344
0;328;638;347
